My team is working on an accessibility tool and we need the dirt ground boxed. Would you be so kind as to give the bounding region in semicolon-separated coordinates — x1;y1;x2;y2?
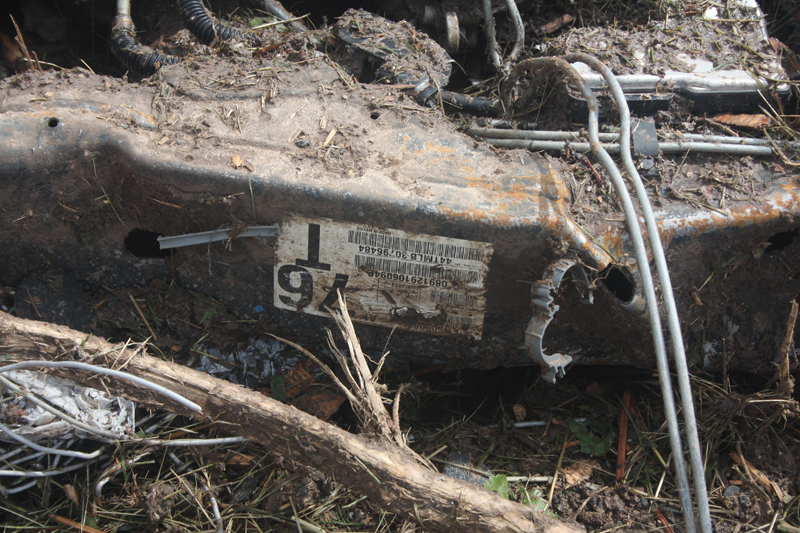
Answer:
1;0;800;532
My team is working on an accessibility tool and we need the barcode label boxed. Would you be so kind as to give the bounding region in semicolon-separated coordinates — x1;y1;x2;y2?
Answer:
276;217;492;338
348;230;485;261
355;255;479;284
447;315;475;328
431;290;478;309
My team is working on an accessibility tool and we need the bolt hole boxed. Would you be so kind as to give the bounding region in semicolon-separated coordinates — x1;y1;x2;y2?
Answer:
124;229;171;258
764;229;797;254
370;111;380;120
600;265;635;303
47;117;59;128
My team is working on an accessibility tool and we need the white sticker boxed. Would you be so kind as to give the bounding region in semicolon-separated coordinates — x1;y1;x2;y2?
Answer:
274;217;493;338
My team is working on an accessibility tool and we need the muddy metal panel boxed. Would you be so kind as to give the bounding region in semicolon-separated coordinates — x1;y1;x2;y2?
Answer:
0;61;798;374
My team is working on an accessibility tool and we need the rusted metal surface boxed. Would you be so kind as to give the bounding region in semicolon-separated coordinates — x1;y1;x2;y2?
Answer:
0;55;798;374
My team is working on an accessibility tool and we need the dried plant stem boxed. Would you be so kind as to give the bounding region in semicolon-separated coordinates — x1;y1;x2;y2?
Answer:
0;311;583;533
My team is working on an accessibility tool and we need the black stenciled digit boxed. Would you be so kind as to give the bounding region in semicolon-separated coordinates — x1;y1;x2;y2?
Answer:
296;224;331;271
277;265;313;308
318;274;349;311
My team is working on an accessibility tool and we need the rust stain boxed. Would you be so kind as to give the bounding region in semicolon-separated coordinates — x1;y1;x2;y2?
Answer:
594;180;800;261
423;141;455;155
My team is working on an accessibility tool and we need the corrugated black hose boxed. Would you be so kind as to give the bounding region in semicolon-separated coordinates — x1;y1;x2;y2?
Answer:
178;0;243;45
110;15;179;76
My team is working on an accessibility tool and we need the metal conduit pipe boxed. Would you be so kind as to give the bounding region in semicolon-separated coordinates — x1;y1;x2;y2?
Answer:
664;133;799;147
511;56;698;533
470;127;800;149
482;137;777;156
469;127;619;142
565;52;712;533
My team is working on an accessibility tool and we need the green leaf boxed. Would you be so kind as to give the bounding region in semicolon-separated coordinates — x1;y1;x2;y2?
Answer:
518;488;557;518
484;474;509;499
272;375;287;403
249;17;264;27
80;232;91;245
569;419;614;456
199;306;217;324
519;488;547;511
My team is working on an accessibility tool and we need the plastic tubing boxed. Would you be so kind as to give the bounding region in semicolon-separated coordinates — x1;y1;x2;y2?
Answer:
565;52;711;533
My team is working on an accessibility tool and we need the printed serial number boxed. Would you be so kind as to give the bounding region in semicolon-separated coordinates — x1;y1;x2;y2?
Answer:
359;245;408;259
367;271;449;286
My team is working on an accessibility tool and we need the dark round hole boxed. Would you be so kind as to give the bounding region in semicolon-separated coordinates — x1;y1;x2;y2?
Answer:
764;229;797;253
370;111;380;120
600;266;635;303
47;117;59;128
124;229;170;258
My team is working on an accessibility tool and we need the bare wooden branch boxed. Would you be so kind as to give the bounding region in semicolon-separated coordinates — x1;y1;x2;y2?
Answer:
0;311;584;533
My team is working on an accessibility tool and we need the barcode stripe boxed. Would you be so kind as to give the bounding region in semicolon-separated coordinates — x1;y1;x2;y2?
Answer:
348;230;485;261
355;255;479;284
447;315;475;327
431;290;477;309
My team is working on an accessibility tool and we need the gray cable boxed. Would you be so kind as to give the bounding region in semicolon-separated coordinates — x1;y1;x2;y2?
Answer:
0;361;202;413
504;0;525;61
482;0;502;69
169;452;223;533
139;437;249;446
0;454;109;477
565;52;711;533
0;422;103;460
529;55;696;533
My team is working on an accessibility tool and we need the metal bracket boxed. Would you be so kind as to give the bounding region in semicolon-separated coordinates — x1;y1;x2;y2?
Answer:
525;257;594;383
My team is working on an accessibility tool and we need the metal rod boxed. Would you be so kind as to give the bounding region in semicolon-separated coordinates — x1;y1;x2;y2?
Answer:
158;225;281;250
116;0;130;17
470;127;800;149
481;137;777;156
566;52;711;533
553;55;698;533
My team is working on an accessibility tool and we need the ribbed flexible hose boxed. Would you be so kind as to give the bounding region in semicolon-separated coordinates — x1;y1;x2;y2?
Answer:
178;0;243;45
110;15;179;76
